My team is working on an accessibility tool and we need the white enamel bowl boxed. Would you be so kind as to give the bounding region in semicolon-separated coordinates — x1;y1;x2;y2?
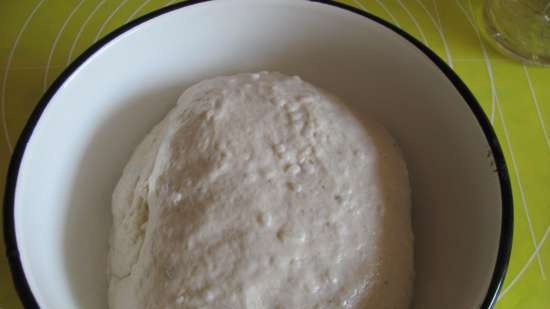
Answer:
4;1;512;308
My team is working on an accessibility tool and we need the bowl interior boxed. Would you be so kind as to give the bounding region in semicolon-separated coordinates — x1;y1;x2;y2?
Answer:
12;1;504;308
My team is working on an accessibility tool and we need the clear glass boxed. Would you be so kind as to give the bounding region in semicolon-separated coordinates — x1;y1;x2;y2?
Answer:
482;0;550;66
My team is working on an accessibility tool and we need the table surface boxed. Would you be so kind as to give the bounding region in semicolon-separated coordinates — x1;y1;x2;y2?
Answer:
1;0;549;308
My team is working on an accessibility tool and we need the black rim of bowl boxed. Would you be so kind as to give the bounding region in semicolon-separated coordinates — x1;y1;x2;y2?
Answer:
3;0;513;308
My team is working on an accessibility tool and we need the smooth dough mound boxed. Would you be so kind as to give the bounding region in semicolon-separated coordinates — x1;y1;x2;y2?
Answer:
108;72;413;309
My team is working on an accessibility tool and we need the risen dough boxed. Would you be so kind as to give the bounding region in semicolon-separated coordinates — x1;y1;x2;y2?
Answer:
108;72;413;309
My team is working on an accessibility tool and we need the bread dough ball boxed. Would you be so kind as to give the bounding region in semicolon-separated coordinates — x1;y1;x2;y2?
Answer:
108;72;413;309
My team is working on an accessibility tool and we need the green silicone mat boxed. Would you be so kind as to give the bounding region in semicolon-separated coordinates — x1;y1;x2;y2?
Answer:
1;0;549;308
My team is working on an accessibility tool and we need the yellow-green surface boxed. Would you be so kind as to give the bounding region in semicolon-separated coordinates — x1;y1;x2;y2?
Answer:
0;0;548;308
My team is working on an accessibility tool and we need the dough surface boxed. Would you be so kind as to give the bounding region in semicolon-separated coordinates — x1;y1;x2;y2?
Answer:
108;72;413;309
